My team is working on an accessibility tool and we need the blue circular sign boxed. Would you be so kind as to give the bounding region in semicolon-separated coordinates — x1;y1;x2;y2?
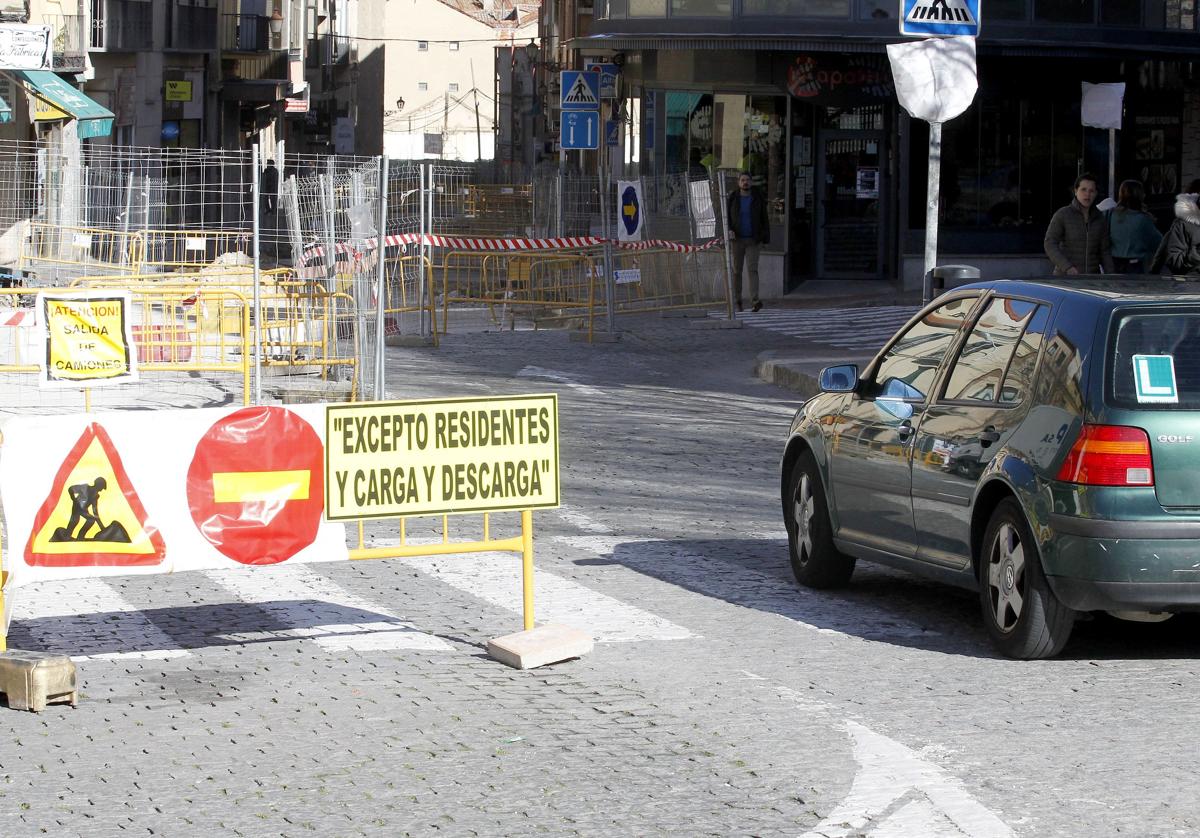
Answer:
620;186;640;236
161;121;181;141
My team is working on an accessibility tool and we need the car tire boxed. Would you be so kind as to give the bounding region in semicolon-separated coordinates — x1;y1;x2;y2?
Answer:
786;450;855;589
979;498;1075;659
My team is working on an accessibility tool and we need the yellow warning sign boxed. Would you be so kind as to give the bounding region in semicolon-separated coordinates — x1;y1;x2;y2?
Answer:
164;80;193;102
325;394;560;520
24;423;166;567
38;292;137;387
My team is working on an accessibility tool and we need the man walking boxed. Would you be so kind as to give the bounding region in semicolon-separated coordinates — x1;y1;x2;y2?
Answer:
725;171;769;312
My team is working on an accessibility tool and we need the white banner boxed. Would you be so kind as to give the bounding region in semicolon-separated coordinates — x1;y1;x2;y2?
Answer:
1081;82;1125;130
0;405;348;590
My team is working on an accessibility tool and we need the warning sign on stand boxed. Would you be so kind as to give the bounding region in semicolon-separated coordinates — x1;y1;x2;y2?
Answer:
37;291;137;388
24;422;166;567
326;395;560;520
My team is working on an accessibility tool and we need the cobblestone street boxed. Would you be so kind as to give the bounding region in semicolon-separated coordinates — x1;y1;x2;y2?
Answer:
3;314;1199;836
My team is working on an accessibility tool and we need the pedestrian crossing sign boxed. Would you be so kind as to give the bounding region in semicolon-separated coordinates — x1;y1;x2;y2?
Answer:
900;0;980;37
560;71;600;111
24;422;166;568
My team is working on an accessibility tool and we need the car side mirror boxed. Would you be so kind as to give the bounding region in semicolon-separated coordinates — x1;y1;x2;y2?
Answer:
819;364;858;393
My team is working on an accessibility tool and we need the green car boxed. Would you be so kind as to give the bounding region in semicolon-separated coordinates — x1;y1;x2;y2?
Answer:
781;278;1200;659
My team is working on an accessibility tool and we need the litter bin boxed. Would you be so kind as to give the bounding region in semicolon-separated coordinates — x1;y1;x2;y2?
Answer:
923;264;980;303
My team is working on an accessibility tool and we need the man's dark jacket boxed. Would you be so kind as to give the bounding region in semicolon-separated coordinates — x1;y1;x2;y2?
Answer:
726;188;770;244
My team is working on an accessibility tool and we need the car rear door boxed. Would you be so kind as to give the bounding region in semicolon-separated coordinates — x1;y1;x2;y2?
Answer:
910;297;1050;567
828;295;979;558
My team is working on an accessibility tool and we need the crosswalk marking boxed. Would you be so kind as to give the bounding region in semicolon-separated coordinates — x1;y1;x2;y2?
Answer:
405;551;696;642
718;305;918;352
204;565;453;653
6;578;189;661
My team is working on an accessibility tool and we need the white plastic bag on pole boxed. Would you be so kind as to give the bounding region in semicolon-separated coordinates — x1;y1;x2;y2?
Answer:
1081;82;1125;129
886;36;978;124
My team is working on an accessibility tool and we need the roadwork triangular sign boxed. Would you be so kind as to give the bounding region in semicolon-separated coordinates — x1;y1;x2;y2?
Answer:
24;422;166;567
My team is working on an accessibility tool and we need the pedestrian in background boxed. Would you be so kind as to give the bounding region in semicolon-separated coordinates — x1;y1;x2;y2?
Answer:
1108;179;1162;273
1156;179;1200;275
1044;173;1115;276
261;159;280;215
725;171;769;312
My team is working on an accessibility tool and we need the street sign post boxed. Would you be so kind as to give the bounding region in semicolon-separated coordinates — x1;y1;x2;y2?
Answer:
560;111;600;150
900;0;981;37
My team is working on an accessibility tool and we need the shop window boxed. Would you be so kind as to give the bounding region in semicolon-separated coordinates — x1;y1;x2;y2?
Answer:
671;0;730;15
858;0;892;17
629;0;667;15
1035;0;1095;23
988;0;1028;19
712;94;786;245
1101;0;1141;23
664;91;713;175
1164;0;1196;28
742;0;848;15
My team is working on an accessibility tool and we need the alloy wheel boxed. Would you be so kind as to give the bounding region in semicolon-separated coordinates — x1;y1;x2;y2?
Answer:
987;522;1026;632
793;473;814;567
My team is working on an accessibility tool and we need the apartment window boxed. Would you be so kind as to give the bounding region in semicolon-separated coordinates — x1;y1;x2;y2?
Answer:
418;82;428;91
449;41;460;50
417;41;429;50
449;83;459;92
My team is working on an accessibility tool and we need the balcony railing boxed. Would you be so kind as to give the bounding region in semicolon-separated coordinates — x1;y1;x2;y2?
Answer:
221;13;269;52
49;14;86;70
170;4;217;50
323;33;351;64
91;0;153;51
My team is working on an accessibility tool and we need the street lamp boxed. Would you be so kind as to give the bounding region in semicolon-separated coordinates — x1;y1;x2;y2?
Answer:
270;8;284;36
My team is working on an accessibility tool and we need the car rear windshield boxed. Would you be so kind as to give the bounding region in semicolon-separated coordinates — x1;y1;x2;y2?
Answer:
1109;310;1200;409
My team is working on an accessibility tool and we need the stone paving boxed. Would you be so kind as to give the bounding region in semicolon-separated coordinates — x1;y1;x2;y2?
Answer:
1;311;1199;836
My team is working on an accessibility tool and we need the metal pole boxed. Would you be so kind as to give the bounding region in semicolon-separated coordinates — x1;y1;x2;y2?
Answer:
251;144;263;405
598;143;616;333
374;156;389;401
555;171;563;237
520;508;534;630
922;121;942;305
1108;127;1116;202
715;169;736;320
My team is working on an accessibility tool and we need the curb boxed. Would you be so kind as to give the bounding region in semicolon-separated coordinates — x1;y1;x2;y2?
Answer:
753;351;820;399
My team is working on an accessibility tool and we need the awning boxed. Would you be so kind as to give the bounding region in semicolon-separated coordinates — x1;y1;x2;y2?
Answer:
10;70;114;138
666;92;702;121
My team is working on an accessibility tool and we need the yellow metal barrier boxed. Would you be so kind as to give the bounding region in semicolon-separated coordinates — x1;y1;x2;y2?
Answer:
349;509;536;630
439;250;598;336
586;247;728;336
139;229;251;272
0;286;252;407
23;223;144;274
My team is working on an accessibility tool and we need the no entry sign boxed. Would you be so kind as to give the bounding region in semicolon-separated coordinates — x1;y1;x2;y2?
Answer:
187;406;325;565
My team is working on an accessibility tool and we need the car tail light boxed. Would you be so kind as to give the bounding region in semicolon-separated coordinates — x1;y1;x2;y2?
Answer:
1055;424;1154;486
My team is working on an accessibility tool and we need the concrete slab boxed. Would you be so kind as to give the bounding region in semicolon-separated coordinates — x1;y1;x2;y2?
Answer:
0;650;78;712
487;624;593;670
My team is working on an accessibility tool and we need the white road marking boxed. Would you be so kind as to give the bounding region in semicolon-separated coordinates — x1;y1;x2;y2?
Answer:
720;305;917;351
516;365;605;397
203;565;453;652
555;535;939;641
555;504;613;533
405;551;696;642
800;721;1014;838
6;579;189;661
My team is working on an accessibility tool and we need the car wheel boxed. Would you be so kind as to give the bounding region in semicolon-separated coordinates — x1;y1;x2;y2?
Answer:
979;498;1075;659
787;450;855;589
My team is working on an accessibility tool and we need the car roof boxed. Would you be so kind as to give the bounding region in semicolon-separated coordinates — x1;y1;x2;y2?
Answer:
956;277;1200;306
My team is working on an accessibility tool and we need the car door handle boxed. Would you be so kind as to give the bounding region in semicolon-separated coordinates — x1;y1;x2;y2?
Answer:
897;420;914;440
979;426;1001;446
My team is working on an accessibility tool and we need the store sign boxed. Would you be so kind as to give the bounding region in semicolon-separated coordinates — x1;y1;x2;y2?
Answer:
0;24;52;71
785;54;894;102
164;80;192;102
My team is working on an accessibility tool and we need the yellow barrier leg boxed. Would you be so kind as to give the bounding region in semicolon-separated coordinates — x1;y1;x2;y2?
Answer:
521;509;534;631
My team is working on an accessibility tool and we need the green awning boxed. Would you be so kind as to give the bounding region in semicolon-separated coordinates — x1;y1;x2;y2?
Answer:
12;70;114;139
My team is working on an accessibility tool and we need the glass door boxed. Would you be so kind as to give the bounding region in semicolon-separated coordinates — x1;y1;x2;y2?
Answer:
816;131;885;278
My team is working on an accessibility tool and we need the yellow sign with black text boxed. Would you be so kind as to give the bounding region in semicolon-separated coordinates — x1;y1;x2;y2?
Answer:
325;395;560;520
38;292;137;388
164;81;193;102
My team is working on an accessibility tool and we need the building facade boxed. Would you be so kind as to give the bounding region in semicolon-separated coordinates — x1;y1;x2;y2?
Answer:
549;0;1200;295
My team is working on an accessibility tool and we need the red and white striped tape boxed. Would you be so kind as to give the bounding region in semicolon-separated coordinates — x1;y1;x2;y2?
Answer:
298;233;723;267
0;309;31;327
